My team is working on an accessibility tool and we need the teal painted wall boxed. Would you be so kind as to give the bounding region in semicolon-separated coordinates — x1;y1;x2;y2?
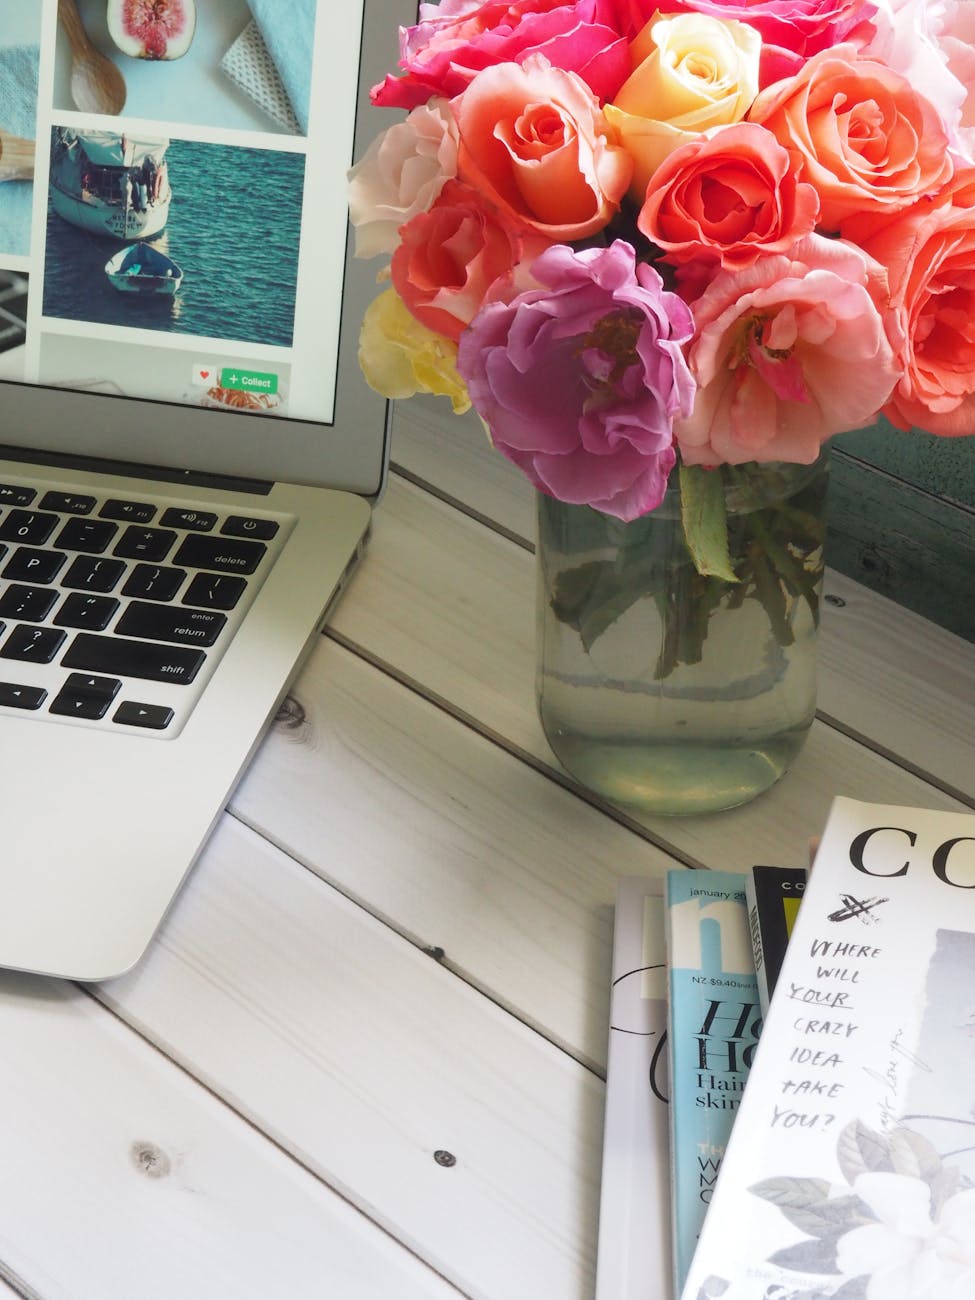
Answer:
827;419;975;642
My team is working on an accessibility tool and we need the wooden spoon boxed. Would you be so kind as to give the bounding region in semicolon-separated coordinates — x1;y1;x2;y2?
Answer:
0;132;35;183
58;0;127;115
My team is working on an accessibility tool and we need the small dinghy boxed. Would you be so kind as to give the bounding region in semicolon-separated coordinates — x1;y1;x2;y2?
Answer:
105;241;183;296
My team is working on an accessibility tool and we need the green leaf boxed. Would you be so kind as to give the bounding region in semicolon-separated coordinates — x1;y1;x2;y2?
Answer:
679;464;739;582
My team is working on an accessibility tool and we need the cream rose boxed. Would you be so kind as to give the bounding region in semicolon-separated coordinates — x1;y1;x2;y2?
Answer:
606;13;761;202
348;100;459;259
358;287;471;413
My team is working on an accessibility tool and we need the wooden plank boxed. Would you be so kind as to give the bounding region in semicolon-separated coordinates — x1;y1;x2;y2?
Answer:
828;449;975;641
0;976;463;1300
233;638;676;1073
99;817;605;1300
391;400;975;798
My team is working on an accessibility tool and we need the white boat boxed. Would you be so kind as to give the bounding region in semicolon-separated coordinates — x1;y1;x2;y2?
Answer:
105;242;183;296
50;129;171;240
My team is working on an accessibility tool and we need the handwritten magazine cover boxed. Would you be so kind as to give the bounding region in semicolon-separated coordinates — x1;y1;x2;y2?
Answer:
666;870;761;1295
681;797;975;1300
595;876;671;1300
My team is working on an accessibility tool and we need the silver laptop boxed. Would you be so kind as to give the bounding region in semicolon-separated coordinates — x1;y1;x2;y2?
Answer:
0;0;411;979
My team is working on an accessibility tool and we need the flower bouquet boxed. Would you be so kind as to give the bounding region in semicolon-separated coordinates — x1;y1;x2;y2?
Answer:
348;0;975;811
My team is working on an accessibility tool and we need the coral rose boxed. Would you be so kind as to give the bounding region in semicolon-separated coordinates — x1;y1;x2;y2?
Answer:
371;0;631;109
358;287;472;414
391;180;544;342
348;100;459;260
748;43;953;230
849;171;975;435
456;240;695;521
675;234;901;465
605;13;761;202
454;56;632;240
637;122;820;269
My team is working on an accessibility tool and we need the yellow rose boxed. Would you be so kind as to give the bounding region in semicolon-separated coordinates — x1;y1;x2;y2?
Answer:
606;13;761;202
358;287;471;414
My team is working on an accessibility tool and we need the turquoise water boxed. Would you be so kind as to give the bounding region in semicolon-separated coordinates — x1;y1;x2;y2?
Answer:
43;138;306;348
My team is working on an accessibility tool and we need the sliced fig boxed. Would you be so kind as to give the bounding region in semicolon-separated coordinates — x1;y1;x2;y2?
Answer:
106;0;197;61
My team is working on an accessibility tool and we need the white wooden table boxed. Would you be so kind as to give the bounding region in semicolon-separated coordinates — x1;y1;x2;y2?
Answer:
2;398;972;1300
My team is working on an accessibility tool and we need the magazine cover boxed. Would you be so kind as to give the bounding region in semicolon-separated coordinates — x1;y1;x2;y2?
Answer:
666;870;761;1296
682;797;975;1300
595;876;672;1300
745;866;807;1016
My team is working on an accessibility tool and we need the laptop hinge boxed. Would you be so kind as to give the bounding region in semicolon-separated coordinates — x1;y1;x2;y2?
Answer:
0;443;275;495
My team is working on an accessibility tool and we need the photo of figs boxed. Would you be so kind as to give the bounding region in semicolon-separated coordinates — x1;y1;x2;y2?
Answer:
106;0;197;62
52;0;318;136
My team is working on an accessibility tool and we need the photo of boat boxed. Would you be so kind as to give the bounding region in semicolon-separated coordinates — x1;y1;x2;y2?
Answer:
105;242;183;296
50;128;171;240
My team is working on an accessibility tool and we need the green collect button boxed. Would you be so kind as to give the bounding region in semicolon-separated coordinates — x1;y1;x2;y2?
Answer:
219;367;279;395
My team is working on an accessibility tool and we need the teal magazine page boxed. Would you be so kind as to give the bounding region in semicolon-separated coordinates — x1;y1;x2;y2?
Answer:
666;870;762;1296
594;877;671;1300
681;798;975;1300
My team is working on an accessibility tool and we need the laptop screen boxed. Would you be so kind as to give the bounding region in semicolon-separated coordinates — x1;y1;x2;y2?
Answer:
0;0;397;491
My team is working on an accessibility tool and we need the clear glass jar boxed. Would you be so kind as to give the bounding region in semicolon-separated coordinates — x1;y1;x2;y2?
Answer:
535;452;830;815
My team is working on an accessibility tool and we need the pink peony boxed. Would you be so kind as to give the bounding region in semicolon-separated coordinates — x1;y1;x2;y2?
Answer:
675;233;901;465
371;0;631;109
456;240;695;520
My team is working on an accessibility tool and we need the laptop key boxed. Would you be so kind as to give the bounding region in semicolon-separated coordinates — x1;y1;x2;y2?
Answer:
0;510;59;545
182;572;247;610
54;593;120;631
113;526;177;563
0;584;59;622
49;674;121;720
2;547;67;583
40;492;96;515
0;485;36;507
116;601;226;646
160;508;217;531
62;634;206;684
100;499;157;523
172;533;266;574
221;515;279;540
1;625;67;663
113;700;174;730
55;517;118;553
121;563;186;601
0;682;46;710
62;555;127;592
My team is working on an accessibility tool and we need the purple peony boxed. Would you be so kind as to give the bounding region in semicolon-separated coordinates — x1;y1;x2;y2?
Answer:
457;240;696;521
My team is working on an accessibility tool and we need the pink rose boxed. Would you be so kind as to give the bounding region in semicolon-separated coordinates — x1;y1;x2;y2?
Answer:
748;44;953;230
348;100;459;259
848;171;975;436
637;122;820;269
675;234;901;465
655;0;880;86
391;180;542;343
371;0;631;109
457;240;695;520
454;56;633;241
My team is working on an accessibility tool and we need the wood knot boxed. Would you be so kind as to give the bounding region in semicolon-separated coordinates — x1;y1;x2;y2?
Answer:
130;1141;171;1179
274;695;306;731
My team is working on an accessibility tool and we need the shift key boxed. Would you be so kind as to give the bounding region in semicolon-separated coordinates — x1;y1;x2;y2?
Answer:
62;634;205;684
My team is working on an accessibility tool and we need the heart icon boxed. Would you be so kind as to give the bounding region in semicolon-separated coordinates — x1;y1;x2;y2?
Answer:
200;370;210;379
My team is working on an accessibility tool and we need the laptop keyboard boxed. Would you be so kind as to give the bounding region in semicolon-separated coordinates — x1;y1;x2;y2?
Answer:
0;474;291;737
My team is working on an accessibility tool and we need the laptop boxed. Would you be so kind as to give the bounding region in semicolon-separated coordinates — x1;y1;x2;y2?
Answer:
0;0;413;979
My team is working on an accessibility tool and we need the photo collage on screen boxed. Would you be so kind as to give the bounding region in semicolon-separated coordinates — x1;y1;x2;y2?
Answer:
0;0;353;425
